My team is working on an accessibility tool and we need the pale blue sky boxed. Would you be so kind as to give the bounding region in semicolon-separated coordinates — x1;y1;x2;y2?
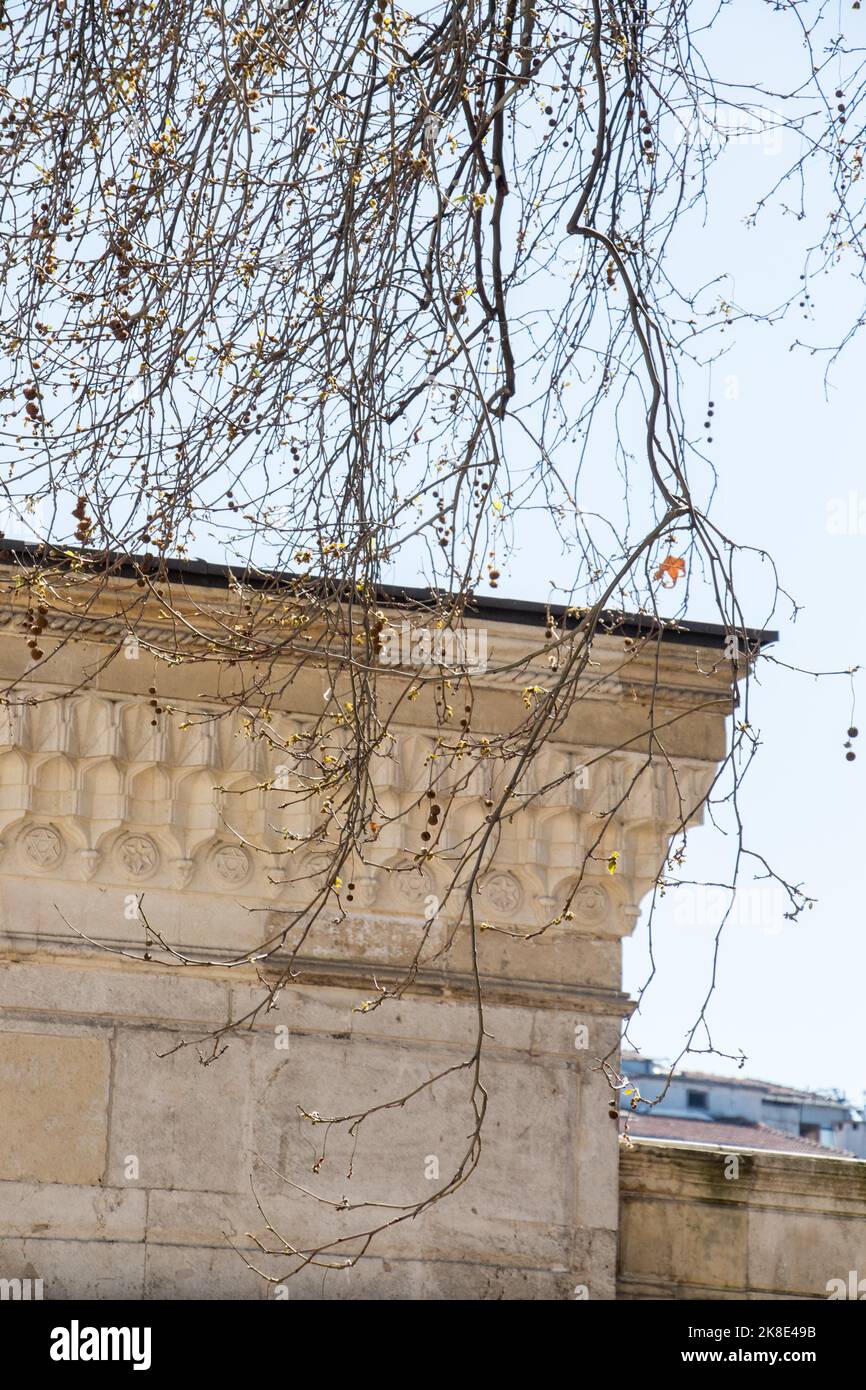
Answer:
487;4;866;1103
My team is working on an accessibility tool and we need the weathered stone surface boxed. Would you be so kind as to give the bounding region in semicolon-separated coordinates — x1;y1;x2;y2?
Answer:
0;1236;144;1299
0;1032;110;1184
107;1028;254;1194
0;1181;145;1242
143;1243;266;1301
618;1139;866;1300
0;956;230;1026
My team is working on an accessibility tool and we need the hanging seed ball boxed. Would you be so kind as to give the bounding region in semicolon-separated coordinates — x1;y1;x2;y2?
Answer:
848;726;859;738
846;751;856;762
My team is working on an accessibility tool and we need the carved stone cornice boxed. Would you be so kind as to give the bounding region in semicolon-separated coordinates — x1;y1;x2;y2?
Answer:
0;580;737;998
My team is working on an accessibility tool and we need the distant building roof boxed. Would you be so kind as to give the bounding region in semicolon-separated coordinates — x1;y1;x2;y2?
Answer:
672;1073;845;1105
621;1054;848;1108
619;1112;854;1157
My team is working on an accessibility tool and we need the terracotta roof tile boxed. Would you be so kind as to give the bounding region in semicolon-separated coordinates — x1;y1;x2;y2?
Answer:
619;1112;855;1157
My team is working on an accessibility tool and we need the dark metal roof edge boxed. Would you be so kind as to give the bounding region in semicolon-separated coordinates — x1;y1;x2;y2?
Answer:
0;538;778;649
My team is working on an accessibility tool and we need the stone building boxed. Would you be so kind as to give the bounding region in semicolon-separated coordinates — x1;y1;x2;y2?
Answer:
0;555;862;1300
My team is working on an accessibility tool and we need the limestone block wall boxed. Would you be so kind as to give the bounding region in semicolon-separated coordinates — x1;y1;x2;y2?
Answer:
618;1139;866;1300
0;575;739;1299
0;951;625;1299
0;817;634;1302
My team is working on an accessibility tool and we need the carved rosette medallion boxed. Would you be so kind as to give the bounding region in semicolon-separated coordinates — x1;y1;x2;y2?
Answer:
482;871;522;914
213;843;251;885
117;833;159;879
573;884;610;926
395;862;434;905
22;824;65;870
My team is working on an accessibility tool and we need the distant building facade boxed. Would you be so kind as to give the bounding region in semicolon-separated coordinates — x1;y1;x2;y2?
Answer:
620;1053;866;1158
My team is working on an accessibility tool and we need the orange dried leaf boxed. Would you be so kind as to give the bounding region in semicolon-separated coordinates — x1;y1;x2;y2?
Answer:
653;555;686;587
